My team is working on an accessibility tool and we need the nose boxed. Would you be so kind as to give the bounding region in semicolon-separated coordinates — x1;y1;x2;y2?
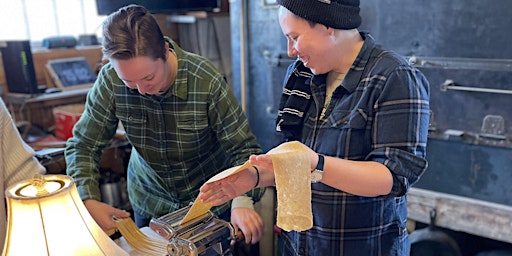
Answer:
287;42;298;58
136;82;148;94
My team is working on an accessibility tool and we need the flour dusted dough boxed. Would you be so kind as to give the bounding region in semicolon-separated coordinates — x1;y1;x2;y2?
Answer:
268;141;312;232
179;196;212;225
181;142;313;231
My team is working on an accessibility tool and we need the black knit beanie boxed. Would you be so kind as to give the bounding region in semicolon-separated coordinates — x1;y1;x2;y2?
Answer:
277;0;361;29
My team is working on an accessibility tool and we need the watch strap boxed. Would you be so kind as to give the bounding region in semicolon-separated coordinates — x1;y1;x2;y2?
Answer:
311;154;325;183
316;154;324;172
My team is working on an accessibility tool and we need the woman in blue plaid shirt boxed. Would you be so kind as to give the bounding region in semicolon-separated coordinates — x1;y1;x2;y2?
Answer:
200;0;430;255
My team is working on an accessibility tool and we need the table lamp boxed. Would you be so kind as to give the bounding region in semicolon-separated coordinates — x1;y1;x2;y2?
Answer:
2;174;128;256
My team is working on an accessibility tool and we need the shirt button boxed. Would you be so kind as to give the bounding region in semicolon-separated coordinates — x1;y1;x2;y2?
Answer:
298;247;305;255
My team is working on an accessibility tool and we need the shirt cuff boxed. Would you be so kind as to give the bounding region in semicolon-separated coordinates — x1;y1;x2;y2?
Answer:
231;195;254;210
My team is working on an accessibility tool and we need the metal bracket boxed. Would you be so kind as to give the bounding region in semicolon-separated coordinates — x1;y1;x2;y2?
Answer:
440;80;512;95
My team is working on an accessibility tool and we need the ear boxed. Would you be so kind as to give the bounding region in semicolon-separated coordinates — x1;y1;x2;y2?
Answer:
163;42;170;61
326;26;335;36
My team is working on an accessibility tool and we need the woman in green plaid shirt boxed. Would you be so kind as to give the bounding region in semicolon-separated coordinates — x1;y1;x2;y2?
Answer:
65;4;265;245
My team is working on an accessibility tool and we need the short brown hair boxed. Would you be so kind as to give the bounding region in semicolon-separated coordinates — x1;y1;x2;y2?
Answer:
101;4;166;61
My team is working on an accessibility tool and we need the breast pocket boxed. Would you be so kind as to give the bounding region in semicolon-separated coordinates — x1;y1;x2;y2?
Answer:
116;109;146;136
322;108;371;158
176;118;210;144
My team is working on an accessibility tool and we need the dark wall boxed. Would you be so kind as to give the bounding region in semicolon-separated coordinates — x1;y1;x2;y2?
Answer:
230;1;286;151
359;0;512;59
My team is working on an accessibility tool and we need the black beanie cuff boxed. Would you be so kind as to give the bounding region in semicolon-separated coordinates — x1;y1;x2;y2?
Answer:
277;0;361;30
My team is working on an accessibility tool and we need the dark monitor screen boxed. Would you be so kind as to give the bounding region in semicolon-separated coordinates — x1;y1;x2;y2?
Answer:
0;40;39;95
96;0;221;15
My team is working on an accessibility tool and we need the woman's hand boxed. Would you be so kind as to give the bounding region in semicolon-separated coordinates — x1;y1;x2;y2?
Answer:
199;167;257;206
84;199;131;233
230;208;263;244
199;154;278;206
199;141;315;206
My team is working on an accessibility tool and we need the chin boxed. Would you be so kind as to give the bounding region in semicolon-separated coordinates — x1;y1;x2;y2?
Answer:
309;67;321;75
303;62;318;74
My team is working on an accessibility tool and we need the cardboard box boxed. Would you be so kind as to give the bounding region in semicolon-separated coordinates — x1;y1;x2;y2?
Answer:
53;104;84;140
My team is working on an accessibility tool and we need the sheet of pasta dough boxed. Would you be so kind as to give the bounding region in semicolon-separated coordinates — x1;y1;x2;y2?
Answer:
268;141;312;232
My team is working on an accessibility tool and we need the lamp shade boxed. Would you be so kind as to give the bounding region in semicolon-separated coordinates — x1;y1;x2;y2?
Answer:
2;175;128;256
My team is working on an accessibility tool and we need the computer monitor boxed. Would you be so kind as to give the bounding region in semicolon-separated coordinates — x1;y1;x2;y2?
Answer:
0;40;39;95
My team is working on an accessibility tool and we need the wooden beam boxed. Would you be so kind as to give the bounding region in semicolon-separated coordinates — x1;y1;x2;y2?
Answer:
408;187;512;244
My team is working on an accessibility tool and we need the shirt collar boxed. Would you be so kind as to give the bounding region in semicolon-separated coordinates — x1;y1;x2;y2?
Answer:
164;37;188;100
342;31;376;94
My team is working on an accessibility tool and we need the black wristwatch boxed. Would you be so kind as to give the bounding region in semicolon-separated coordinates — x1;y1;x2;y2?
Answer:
311;154;324;183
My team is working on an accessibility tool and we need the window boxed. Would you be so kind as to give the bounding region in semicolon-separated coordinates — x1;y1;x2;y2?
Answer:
0;0;105;44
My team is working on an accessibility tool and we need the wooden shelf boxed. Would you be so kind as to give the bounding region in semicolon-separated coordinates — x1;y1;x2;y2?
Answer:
2;88;89;129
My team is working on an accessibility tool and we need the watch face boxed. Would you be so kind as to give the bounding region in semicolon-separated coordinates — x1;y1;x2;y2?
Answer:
311;170;323;183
